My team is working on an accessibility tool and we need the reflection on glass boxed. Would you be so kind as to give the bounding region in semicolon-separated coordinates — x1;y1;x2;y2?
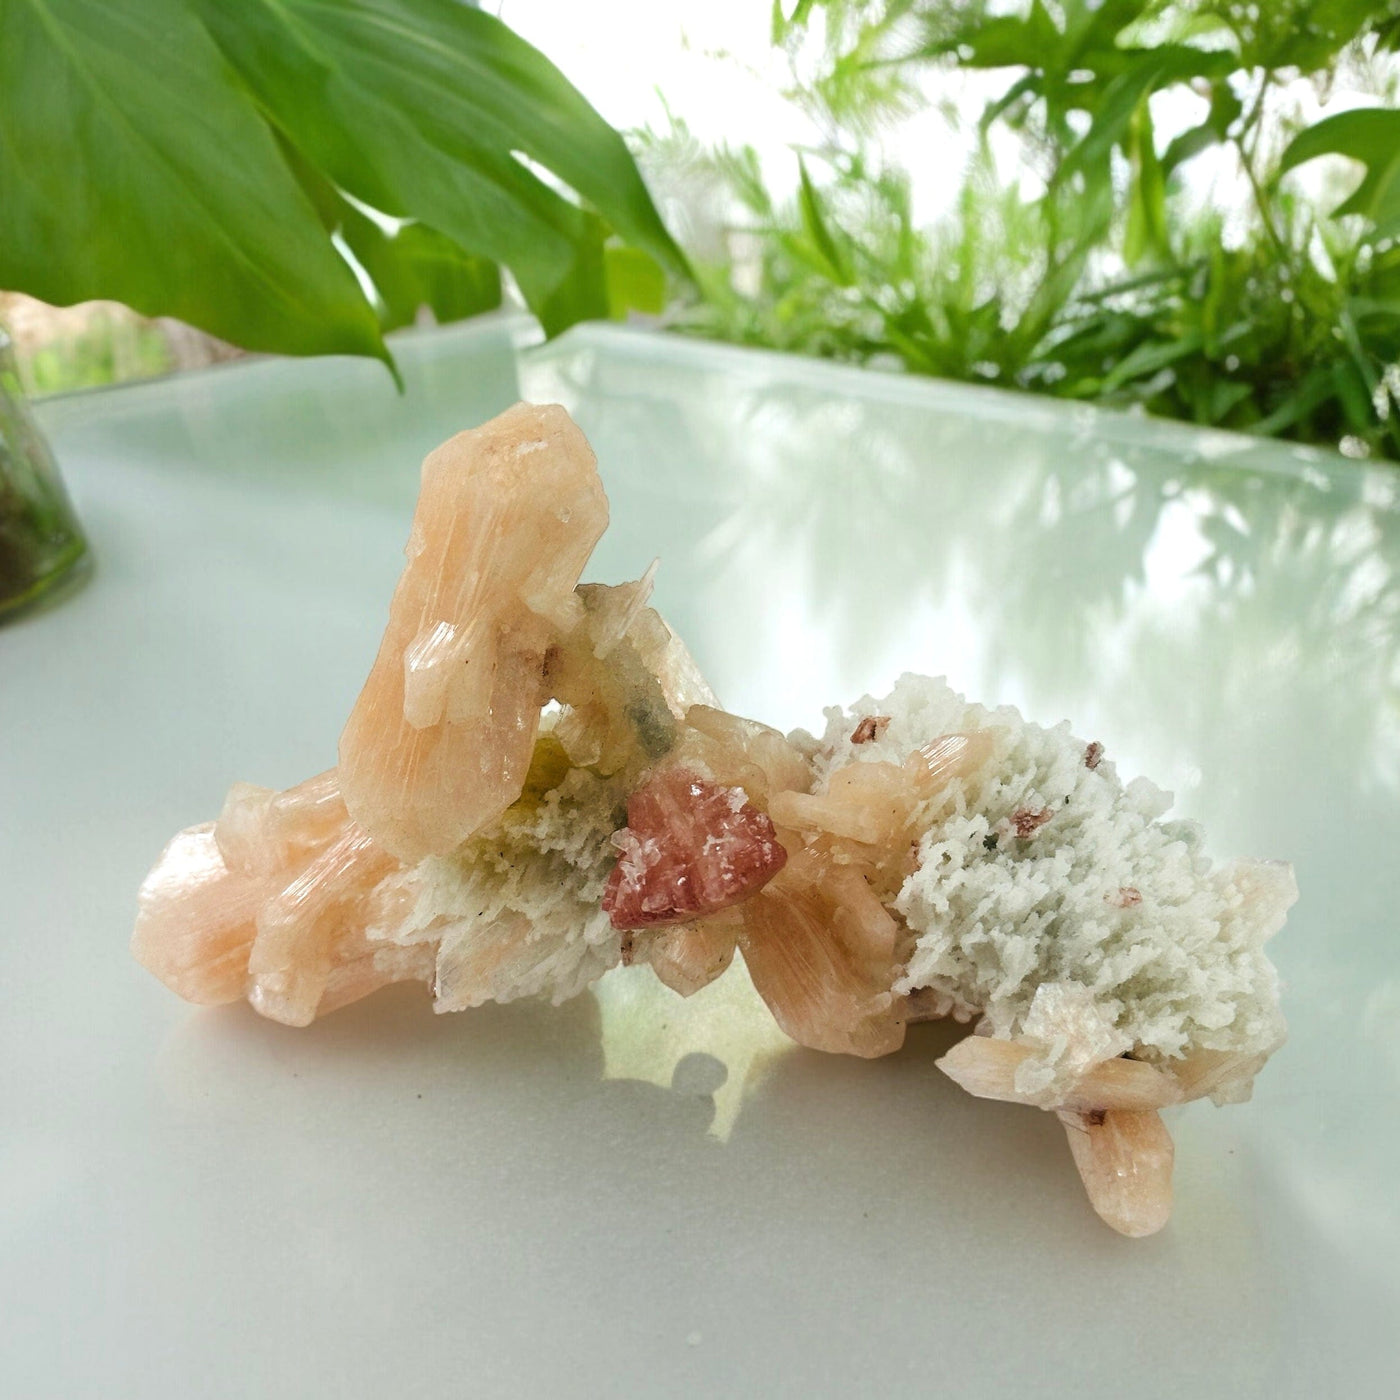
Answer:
524;328;1400;1225
593;962;794;1142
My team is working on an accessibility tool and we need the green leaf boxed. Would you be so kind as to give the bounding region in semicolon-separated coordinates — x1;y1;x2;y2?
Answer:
277;131;499;336
605;246;667;317
1100;329;1205;392
1123;101;1168;266
1061;0;1155;59
1161;81;1243;175
1348;294;1400;323
1378;10;1400;51
1251;365;1338;437
771;0;819;44
191;0;688;333
1203;377;1255;423
522;211;611;338
979;73;1039;132
918;1;1061;67
1279;108;1400;238
1199;239;1229;356
340;209;502;332
1057;47;1232;185
0;0;387;362
797;158;855;286
1249;0;1386;71
1333;358;1375;432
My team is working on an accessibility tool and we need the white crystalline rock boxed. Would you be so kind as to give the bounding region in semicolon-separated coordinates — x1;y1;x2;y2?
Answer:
366;762;626;1010
815;674;1294;1080
1010;982;1131;1105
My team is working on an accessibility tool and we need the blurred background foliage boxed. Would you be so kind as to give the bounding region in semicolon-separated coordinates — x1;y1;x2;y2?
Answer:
6;0;1400;465
651;0;1400;462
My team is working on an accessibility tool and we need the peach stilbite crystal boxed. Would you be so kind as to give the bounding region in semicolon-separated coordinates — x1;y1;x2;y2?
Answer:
214;770;348;876
316;930;437;1018
246;824;397;1027
1057;1108;1175;1238
936;1035;1184;1113
133;824;269;1005
768;730;995;891
738;850;906;1059
135;773;421;1022
338;403;608;862
639;913;740;996
678;706;813;807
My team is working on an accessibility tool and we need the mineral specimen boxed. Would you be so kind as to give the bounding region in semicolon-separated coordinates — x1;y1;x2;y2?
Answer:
133;402;1296;1237
338;403;607;862
602;769;788;929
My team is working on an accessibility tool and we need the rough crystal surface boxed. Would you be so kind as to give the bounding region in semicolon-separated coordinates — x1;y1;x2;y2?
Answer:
338;403;608;862
365;756;626;1011
246;824;396;1027
638;914;740;997
1058;1107;1175;1238
602;768;788;929
215;769;347;877
936;1034;1183;1113
738;848;906;1059
133;824;269;1005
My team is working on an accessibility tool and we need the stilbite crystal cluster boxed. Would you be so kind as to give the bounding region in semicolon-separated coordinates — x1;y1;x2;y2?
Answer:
338;404;608;861
133;402;1296;1237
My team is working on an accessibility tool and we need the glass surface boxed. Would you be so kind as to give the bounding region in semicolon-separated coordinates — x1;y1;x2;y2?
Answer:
0;330;90;622
2;314;1396;1397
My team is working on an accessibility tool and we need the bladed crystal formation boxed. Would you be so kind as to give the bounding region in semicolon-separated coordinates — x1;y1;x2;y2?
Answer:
133;403;1296;1236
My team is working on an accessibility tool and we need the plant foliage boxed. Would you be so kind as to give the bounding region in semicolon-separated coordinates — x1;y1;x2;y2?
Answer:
664;0;1400;461
0;0;688;371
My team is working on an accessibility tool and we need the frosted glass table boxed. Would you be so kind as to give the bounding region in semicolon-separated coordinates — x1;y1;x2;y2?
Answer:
3;316;1397;1397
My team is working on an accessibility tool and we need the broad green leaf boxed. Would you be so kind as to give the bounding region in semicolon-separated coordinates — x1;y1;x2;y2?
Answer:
1060;0;1154;57
605;246;667;318
339;209;501;332
525;211;613;338
277;130;499;335
191;0;688;333
0;0;386;361
1279;108;1400;237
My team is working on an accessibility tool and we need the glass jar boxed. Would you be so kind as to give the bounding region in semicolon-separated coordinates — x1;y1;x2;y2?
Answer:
0;328;90;623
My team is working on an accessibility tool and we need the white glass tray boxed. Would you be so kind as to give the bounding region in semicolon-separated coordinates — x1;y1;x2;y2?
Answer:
3;315;1396;1396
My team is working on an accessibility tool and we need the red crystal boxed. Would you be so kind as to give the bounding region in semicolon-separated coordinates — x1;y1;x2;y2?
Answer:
602;768;787;929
